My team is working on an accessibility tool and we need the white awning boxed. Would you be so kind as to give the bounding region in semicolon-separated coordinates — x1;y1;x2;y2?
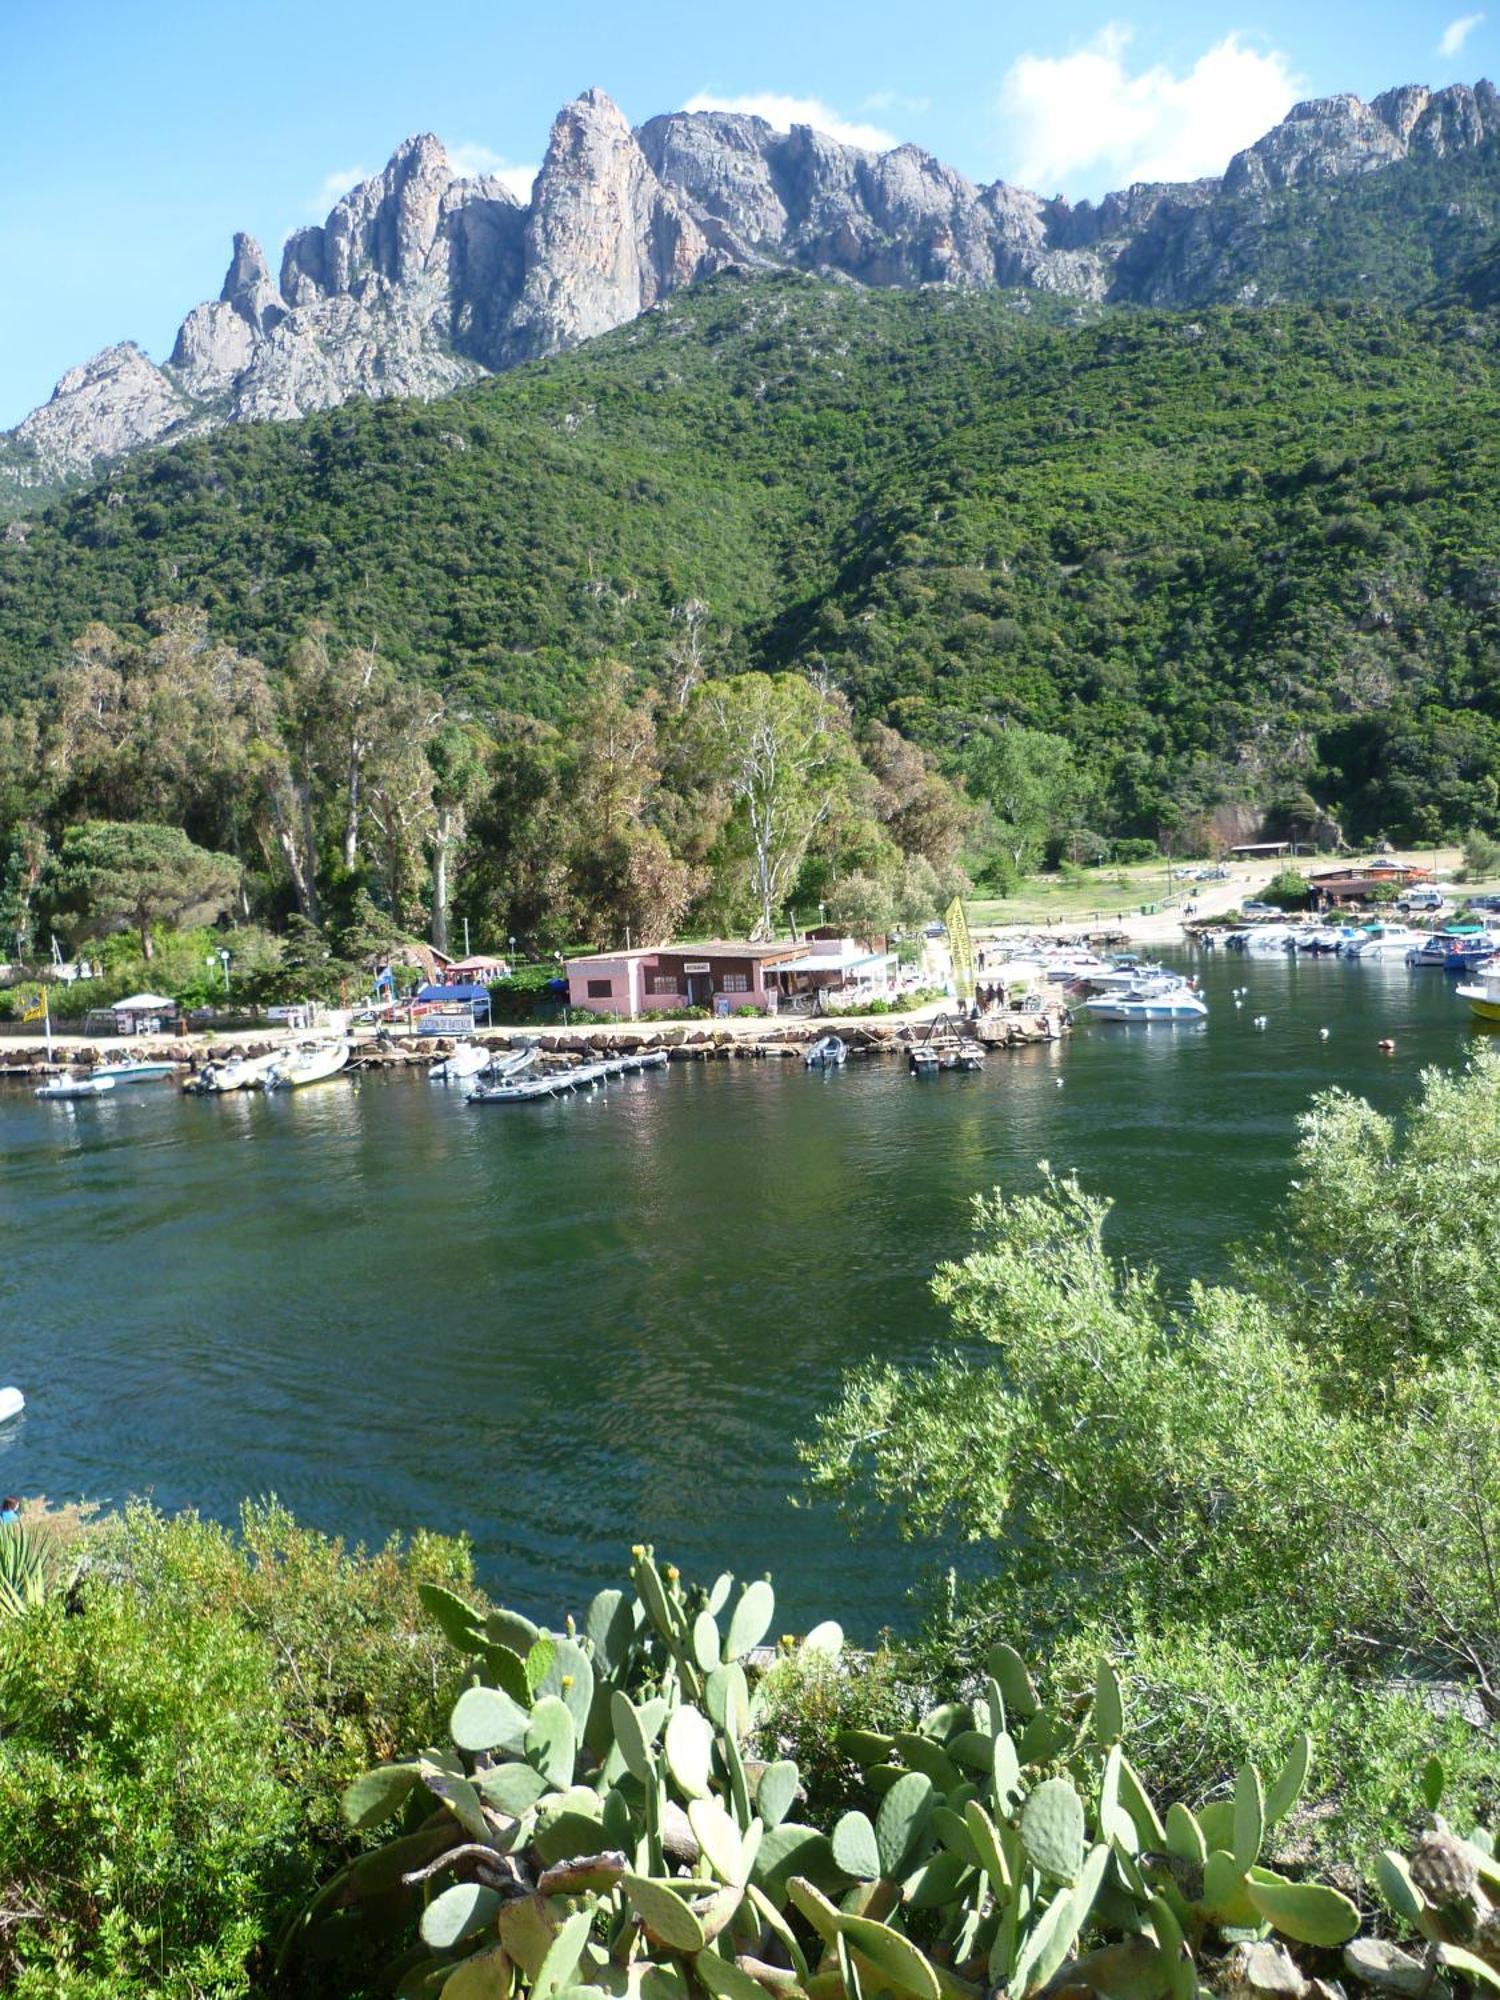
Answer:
111;993;176;1010
781;951;894;974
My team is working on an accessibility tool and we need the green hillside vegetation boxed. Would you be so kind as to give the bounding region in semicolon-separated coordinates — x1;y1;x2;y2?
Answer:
3;272;1500;862
1170;134;1500;308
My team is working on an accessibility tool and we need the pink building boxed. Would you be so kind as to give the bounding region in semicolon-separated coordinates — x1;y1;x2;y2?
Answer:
564;939;896;1020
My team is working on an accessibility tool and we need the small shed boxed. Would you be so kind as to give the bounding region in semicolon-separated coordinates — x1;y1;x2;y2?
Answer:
110;993;178;1035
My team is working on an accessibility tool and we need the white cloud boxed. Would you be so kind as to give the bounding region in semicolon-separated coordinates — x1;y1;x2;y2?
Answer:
998;25;1302;196
682;91;898;152
446;141;539;203
307;163;372;215
1438;12;1485;57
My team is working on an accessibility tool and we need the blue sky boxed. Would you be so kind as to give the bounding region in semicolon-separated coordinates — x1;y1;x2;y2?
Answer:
1;0;1493;425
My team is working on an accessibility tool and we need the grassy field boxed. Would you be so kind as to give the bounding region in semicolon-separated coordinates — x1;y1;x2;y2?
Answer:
966;862;1195;928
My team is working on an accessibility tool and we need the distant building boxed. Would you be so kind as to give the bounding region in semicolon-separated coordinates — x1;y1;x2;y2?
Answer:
564;938;896;1020
1310;860;1429;907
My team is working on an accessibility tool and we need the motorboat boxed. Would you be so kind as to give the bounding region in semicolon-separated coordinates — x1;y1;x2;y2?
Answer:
35;1074;115;1100
0;1387;23;1423
1341;923;1421;960
1084;976;1208;1022
1407;924;1494;971
1456;965;1500;1022
804;1034;848;1067
89;1057;178;1084
1241;926;1295;955
263;1040;351;1089
183;1050;281;1094
470;1073;563;1104
1084;955;1169;990
428;1040;495;1082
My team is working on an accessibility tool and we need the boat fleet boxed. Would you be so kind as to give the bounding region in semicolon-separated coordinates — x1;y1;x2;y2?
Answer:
969;943;1211;1026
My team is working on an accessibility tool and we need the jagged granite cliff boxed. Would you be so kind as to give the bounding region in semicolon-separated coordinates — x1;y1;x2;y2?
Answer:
4;78;1498;504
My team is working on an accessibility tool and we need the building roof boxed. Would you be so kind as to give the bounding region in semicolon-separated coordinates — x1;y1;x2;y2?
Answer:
112;993;176;1010
567;940;810;969
784;949;896;973
1312;862;1423;882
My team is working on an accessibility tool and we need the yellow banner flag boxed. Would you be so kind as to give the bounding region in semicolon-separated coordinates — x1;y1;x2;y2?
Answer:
20;989;47;1024
945;895;975;1003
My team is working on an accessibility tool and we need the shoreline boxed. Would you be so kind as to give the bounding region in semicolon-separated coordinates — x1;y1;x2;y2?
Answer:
0;994;1074;1075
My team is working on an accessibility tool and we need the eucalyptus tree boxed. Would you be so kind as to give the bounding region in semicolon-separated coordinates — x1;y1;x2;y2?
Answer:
691;672;862;939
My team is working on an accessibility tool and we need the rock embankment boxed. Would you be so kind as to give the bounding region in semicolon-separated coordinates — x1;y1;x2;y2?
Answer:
0;1008;1069;1082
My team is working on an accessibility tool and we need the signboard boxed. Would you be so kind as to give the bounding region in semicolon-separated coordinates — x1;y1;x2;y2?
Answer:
682;961;711;974
419;1009;477;1037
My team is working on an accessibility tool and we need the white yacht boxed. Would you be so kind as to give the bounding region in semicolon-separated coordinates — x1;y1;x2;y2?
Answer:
1083;976;1208;1022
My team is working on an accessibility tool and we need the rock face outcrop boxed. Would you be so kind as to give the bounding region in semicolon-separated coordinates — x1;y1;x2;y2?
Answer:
4;77;1497;501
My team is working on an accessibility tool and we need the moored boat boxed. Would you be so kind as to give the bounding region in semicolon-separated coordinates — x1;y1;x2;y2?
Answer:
1407;923;1494;971
1456;965;1500;1022
89;1057;178;1084
804;1034;848;1067
1341;922;1421;960
183;1050;281;1094
1084;975;1208;1022
263;1040;351;1090
428;1040;494;1082
35;1074;115;1100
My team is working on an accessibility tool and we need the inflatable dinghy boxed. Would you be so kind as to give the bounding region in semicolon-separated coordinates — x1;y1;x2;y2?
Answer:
0;1387;25;1424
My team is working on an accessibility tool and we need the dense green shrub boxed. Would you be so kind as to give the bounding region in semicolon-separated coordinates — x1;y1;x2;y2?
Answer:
806;1046;1500;1876
1263;868;1313;909
0;1501;477;2000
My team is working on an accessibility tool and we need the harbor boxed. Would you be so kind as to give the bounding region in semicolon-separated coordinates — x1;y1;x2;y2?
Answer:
0;943;1480;1628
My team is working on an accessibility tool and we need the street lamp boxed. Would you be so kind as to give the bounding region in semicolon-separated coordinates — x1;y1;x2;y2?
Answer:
218;949;231;996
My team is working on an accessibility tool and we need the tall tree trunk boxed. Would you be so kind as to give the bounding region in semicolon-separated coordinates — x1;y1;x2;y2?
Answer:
343;738;363;872
431;839;451;954
430;805;459;953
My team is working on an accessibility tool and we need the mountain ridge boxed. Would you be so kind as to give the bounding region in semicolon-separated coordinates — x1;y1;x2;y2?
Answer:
4;76;1498;508
3;274;1499;844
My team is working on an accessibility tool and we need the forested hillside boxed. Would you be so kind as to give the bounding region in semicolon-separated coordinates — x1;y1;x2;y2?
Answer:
3;271;1500;840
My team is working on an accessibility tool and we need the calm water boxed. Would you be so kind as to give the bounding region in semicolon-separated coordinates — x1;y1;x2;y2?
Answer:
0;949;1480;1633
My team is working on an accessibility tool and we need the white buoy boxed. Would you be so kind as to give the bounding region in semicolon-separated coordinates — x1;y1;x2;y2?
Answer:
1319;1027;1330;1040
0;1387;25;1424
1254;1015;1268;1029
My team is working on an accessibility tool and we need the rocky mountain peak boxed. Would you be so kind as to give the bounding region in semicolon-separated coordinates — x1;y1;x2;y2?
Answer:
6;73;1499;505
1225;79;1495;193
503;89;715;358
220;233;283;333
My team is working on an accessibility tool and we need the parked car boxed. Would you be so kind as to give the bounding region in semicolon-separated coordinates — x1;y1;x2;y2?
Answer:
1397;887;1447;913
1240;900;1279;917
